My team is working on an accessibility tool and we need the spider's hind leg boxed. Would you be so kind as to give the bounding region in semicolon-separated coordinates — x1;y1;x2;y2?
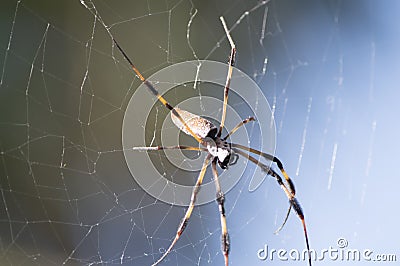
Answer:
212;158;230;266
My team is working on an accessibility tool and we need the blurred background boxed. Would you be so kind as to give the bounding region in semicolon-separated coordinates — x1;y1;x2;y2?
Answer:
0;0;399;265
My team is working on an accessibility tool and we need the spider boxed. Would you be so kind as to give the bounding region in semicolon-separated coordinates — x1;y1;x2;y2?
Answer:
113;17;311;266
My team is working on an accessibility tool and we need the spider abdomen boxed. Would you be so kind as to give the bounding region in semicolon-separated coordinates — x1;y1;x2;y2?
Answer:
171;108;217;139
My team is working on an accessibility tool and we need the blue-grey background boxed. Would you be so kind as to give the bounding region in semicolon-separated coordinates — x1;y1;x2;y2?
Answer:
0;0;398;265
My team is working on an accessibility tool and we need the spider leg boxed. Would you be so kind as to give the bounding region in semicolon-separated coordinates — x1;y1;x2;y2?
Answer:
113;39;204;144
231;143;296;195
217;17;236;138
131;145;207;152
223;117;255;141
152;154;212;266
231;143;296;233
211;158;230;266
274;205;291;234
233;148;312;266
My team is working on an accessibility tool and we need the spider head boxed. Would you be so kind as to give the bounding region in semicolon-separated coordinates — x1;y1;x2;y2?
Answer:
218;150;239;169
205;138;237;169
218;152;230;169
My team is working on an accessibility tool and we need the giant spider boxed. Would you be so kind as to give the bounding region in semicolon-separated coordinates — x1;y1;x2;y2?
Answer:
113;16;311;266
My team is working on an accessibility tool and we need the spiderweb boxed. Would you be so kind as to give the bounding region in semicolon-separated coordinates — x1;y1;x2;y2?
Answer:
1;0;399;265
